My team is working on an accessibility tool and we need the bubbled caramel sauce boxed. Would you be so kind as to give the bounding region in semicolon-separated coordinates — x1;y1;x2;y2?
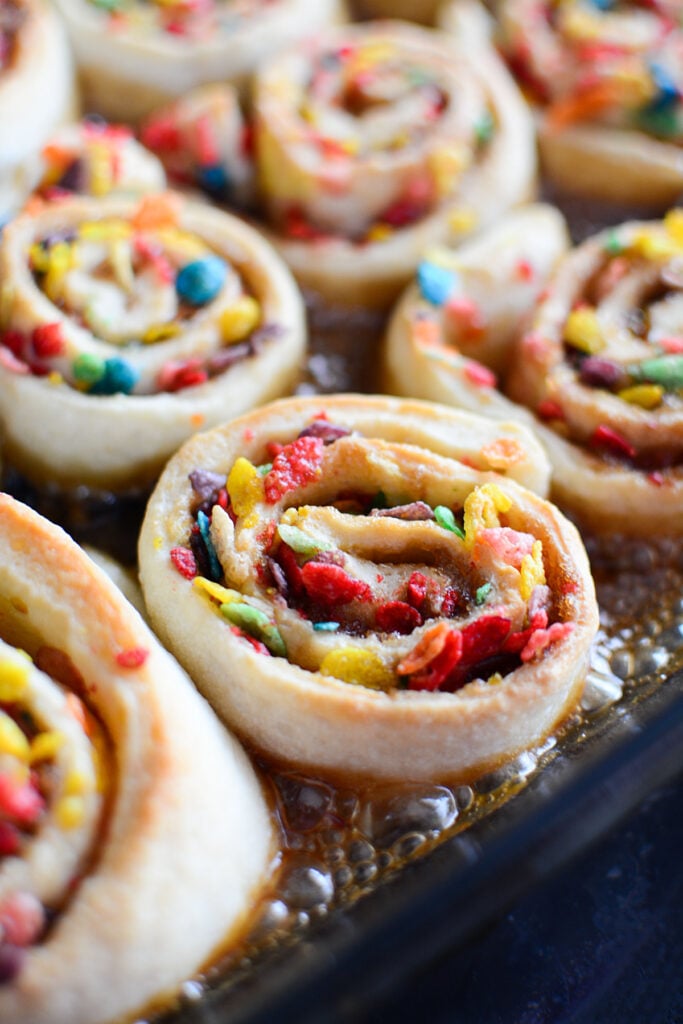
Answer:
2;195;683;1021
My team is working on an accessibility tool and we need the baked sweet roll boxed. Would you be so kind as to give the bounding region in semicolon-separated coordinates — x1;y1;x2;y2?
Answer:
139;395;598;782
0;0;75;220
384;203;570;400
53;0;347;124
140;85;254;210
33;118;166;203
497;0;683;205
506;211;683;533
0;191;306;492
0;494;274;1024
386;209;683;534
253;20;537;307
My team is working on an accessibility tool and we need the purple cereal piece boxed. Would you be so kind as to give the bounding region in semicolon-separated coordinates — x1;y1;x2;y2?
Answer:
579;357;625;390
0;945;24;984
370;501;436;521
297;420;352;444
189;469;225;503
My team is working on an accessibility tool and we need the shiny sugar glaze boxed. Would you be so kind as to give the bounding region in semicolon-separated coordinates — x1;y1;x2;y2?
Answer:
2;198;683;1021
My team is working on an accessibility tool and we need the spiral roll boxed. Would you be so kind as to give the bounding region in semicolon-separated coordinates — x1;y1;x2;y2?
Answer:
507;211;683;533
53;0;347;124
0;0;75;220
497;0;683;205
139;395;598;782
0;494;274;1024
0;191;306;491
387;208;683;534
254;19;536;307
34;119;166;203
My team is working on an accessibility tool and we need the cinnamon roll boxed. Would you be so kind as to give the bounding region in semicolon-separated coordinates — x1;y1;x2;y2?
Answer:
0;191;306;492
0;0;75;220
139;394;599;782
253;19;537;307
0;493;274;1024
53;0;347;124
497;0;683;206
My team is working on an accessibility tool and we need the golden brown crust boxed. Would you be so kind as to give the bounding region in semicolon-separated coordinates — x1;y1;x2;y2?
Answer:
0;494;275;1024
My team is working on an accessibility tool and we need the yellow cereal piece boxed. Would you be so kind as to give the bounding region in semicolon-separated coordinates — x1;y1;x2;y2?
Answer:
447;208;478;234
193;576;242;606
350;41;395;74
78;219;132;242
156;227;207;260
56;795;85;830
0;657;29;701
559;6;601;41
612;64;656;107
617;384;663;409
153;535;163;550
88;140;113;197
563;307;605;354
64;768;92;796
520;539;546;601
29;730;64;763
29;244;50;273
664;209;683;244
320;648;394;691
110;238;134;292
428;144;469;199
44;241;78;303
629;228;683;261
47;371;63;386
227;457;264;525
367;223;393;243
0;712;30;762
220;296;261;345
463;483;512;548
143;323;180;344
487;672;504;686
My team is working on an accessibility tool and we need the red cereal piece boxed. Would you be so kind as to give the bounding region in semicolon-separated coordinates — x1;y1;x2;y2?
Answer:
170;546;198;580
591;424;637;461
229;626;271;657
375;601;422;634
460;615;512;665
301;562;371;607
115;647;149;669
265;441;284;460
445;296;485;339
1;331;25;358
0;776;44;826
264;437;325;503
0;822;20;856
440;586;461;617
515;259;534;282
537;398;564;421
408;629;463;691
276;543;304;599
463;361;497;388
521;622;575;662
406;571;429;610
0;892;45;947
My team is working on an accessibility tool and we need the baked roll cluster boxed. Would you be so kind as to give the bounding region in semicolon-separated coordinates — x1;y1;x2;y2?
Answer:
0;191;306;492
386;208;683;534
497;0;683;205
53;0;346;124
0;494;274;1024
0;0;75;220
139;395;598;782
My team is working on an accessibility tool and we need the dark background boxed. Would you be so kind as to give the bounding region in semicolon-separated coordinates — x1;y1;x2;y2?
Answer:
357;775;683;1024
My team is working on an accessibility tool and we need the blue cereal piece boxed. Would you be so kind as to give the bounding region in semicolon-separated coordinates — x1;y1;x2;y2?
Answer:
417;261;458;307
197;510;223;582
89;357;139;395
648;62;680;112
197;164;231;199
176;256;228;306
